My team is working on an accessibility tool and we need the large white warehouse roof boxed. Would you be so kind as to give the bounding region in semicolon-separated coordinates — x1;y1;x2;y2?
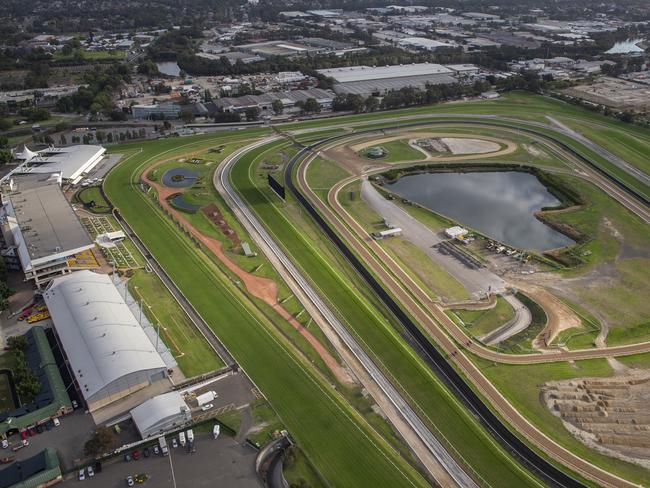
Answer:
16;145;106;183
131;391;191;438
43;270;166;402
317;63;452;83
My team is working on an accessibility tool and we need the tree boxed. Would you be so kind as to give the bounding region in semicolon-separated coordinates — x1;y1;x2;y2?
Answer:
245;106;261;121
84;427;114;457
7;334;27;351
364;96;379;113
107;132;113;143
271;99;284;114
0;149;12;166
96;131;105;143
302;98;321;114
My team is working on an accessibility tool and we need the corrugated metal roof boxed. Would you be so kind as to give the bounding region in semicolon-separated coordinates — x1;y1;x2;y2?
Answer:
317;63;452;83
43;271;167;402
130;391;190;436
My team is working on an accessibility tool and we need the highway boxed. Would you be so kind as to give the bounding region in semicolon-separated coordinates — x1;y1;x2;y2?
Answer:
218;139;479;488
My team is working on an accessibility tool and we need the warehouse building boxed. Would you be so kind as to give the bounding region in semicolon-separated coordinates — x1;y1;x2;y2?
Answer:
11;144;106;184
43;270;169;412
397;37;456;52
131;391;192;439
0;173;97;288
317;63;457;96
213;88;334;114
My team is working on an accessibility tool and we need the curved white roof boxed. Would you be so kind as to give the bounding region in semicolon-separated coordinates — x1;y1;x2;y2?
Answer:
131;391;190;436
17;146;39;162
43;270;166;401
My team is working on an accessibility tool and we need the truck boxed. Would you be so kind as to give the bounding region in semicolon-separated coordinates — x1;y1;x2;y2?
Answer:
195;391;217;406
186;429;194;443
212;424;220;440
158;436;169;456
178;431;186;447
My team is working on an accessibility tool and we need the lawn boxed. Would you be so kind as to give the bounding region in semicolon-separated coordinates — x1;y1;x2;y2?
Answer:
128;270;223;377
361;139;427;163
104;133;429;488
231;139;542;487
454;296;515;337
76;186;112;213
305;156;351;190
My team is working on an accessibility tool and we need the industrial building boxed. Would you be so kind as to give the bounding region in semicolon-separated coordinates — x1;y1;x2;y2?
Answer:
43;270;169;412
130;391;192;439
397;37;456;52
317;63;457;96
213;88;335;114
132;103;181;119
0;173;97;288
11;144;106;184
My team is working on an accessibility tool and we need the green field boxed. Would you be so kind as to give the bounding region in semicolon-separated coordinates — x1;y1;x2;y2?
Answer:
454;297;515;337
231;139;541;487
473;355;650;484
128;270;223;377
361;139;427;163
76;186;111;213
104;133;429;488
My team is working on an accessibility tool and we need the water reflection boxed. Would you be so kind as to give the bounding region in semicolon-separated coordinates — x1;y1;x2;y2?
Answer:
385;171;575;251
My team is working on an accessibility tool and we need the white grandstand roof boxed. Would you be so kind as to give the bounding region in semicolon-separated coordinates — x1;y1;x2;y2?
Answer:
17;145;105;182
317;63;452;83
43;270;166;401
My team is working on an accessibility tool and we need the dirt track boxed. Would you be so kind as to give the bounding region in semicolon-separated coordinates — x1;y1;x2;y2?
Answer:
142;171;354;386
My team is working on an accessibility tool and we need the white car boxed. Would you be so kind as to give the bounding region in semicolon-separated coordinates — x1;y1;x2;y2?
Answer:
171;438;178;448
1;439;8;449
78;468;85;481
201;403;214;411
87;466;94;477
53;418;60;427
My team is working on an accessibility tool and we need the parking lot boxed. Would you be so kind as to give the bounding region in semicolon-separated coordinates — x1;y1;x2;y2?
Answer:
64;432;261;488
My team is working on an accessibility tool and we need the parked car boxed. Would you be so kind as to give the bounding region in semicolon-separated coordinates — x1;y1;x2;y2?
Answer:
126;475;134;487
72;400;79;409
200;403;213;412
143;447;150;458
53;418;60;427
87;466;94;477
1;439;8;449
28;428;36;437
171;438;178;449
78;468;85;481
124;453;132;462
132;450;141;460
20;431;26;441
36;424;43;434
152;445;160;455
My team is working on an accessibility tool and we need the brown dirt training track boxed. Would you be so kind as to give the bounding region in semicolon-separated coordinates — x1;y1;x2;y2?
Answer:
142;171;354;386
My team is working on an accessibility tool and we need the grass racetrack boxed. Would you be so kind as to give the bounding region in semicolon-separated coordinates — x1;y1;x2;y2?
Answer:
104;134;429;488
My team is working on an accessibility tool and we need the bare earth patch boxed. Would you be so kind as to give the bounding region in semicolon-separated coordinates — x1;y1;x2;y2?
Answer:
439;137;501;155
542;369;650;469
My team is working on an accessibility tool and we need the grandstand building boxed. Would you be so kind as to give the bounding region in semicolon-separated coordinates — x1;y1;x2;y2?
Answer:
0;173;97;288
43;270;169;412
12;144;106;184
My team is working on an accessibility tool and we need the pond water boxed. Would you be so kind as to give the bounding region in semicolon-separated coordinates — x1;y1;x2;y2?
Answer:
156;61;181;76
162;168;198;188
384;171;575;251
605;39;644;54
168;194;201;213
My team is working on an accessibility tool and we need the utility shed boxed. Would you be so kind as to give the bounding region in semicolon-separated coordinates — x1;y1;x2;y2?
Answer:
43;270;168;412
131;391;191;439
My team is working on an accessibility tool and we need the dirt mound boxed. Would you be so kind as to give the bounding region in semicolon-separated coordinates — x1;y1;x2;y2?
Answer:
202;203;241;251
542;370;650;469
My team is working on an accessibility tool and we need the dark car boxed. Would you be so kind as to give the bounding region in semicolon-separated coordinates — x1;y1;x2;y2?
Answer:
132;450;141;460
28;428;36;437
36;424;43;434
143;447;150;458
124;453;132;462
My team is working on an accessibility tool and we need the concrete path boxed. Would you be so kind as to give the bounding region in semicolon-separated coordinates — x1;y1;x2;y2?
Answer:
361;179;505;297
